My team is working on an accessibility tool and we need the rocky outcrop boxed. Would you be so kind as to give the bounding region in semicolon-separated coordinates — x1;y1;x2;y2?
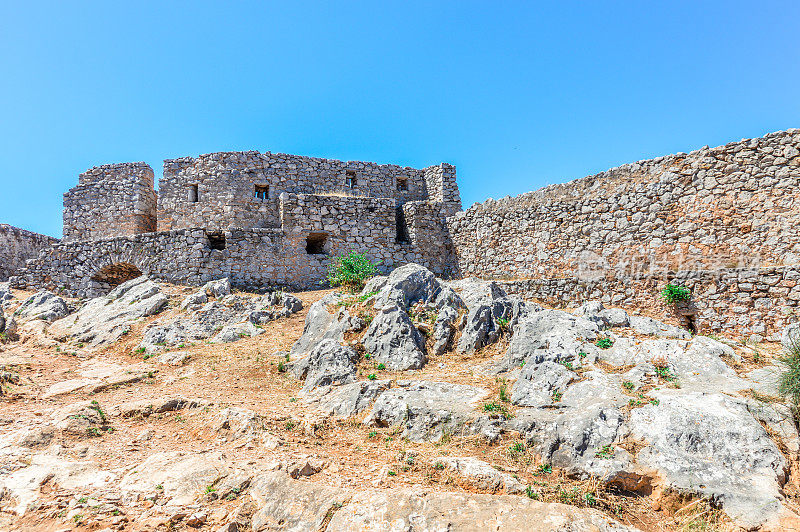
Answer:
14;291;70;323
49;276;167;347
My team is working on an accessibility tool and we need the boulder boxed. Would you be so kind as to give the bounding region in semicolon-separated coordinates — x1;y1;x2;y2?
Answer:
181;291;208;310
295;340;359;392
628;316;691;339
371;264;442;310
143;291;295;351
15;291;69;322
212;321;264;343
514;405;640;491
301;379;391;418
782;322;800;351
456;296;516;354
204;278;232;298
432;306;458;357
575;301;630;328
362;304;426;370
50;276;167;347
0;281;12;305
114;396;201;418
364;381;488;442
630;391;787;529
500;309;599;371
290;293;360;358
281;293;303;313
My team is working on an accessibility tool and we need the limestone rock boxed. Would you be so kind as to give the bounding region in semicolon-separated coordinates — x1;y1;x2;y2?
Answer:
500;309;600;371
50;276;167;347
362;304;426;370
181;291;208;309
364;381;488;442
204;278;232;298
628;316;691;339
212;321;263;343
432;306;458;357
575;301;630;328
297;339;359;392
782;322;800;350
15;290;69;322
629;391;787;529
510;360;576;407
301;379;391;418
114;396;201;418
120;451;231;506
436;456;525;494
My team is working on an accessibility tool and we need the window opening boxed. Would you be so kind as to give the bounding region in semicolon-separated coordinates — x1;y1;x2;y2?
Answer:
345;170;356;188
254;184;269;200
306;233;328;254
207;231;226;250
188;184;199;203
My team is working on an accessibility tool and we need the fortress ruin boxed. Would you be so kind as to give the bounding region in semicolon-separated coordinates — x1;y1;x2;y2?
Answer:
3;128;800;341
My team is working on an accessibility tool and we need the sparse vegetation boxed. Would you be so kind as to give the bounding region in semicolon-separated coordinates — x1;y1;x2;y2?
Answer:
778;338;800;411
596;338;613;349
661;283;692;304
325;251;379;292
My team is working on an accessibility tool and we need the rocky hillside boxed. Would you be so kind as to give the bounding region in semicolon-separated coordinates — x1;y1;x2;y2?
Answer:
0;266;798;531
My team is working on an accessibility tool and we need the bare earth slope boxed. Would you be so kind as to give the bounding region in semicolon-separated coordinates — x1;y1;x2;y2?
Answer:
0;272;798;531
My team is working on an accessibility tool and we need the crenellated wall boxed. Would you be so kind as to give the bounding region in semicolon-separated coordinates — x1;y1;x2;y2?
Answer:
0;224;58;281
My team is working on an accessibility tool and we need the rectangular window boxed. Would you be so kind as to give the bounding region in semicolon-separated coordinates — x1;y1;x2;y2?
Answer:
188;184;199;203
206;231;226;250
345;170;356;188
254;184;269;200
306;233;328;254
397;178;408;191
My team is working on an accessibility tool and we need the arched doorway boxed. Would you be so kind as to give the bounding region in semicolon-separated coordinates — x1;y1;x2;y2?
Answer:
90;263;143;292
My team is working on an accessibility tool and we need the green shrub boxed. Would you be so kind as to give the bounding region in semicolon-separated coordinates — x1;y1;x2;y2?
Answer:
596;338;613;349
325;251;379;292
660;283;692;304
778;339;800;410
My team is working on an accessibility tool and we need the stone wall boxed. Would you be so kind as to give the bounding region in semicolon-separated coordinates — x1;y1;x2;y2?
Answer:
63;163;157;242
157;150;460;232
498;266;800;343
15;193;455;297
0;224;58;281
449;129;800;280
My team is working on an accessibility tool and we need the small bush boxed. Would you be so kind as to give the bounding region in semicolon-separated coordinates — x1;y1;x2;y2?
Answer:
660;283;692;304
326;251;379;292
596;338;613;349
778;339;800;410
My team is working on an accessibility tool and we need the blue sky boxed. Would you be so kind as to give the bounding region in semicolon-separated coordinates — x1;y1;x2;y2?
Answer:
1;1;798;237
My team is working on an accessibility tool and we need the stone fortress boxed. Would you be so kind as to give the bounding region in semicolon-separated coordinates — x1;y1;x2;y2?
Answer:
3;128;800;341
7;152;460;297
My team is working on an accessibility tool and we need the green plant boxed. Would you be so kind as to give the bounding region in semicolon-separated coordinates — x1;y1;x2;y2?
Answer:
594;444;614;459
285;420;296;430
368;431;377;438
498;382;509;403
660;283;692;304
525;485;539;500
434;461;445;470
622;381;635;391
375;363;386;370
551;390;562;403
508;442;526;457
277;361;286;373
387;470;397;476
536;463;552;475
596;338;613;349
89;400;106;422
482;402;512;418
558;360;574;370
778;338;800;410
367;373;377;380
496;317;510;332
325;251;379;292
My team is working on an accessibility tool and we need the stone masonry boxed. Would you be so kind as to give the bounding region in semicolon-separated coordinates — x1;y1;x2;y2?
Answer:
14;152;460;297
0;224;59;281
8;129;800;339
